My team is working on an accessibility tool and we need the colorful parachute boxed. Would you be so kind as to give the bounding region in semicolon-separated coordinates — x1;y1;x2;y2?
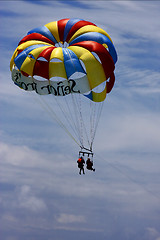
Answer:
10;18;117;152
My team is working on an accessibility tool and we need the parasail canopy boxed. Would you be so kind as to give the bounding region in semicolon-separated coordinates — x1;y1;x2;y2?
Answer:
10;18;117;102
10;18;118;152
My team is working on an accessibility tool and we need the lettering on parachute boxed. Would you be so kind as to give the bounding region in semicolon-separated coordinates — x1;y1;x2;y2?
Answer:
12;70;80;96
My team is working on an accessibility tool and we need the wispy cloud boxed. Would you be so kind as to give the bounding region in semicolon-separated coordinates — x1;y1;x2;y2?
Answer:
56;213;86;224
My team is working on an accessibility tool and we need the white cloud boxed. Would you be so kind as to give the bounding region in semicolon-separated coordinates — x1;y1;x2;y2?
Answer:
56;213;86;224
0;141;43;168
95;109;160;153
18;185;47;212
145;227;160;240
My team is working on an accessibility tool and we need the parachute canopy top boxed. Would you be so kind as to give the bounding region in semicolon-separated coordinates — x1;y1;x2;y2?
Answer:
10;18;117;103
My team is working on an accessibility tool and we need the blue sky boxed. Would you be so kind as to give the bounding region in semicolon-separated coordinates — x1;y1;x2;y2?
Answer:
0;1;160;240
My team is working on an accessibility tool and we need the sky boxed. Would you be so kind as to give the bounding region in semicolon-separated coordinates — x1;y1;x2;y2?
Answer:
0;1;160;240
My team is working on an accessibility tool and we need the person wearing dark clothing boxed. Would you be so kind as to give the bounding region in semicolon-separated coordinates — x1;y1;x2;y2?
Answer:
86;158;95;172
77;156;85;175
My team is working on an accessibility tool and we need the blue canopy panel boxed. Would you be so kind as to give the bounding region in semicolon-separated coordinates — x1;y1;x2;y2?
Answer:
14;44;50;69
28;26;57;44
63;48;86;78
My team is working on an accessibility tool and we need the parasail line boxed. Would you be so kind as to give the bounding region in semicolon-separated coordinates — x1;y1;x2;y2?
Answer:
65;48;91;148
51;93;82;145
90;101;104;150
28;92;81;147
